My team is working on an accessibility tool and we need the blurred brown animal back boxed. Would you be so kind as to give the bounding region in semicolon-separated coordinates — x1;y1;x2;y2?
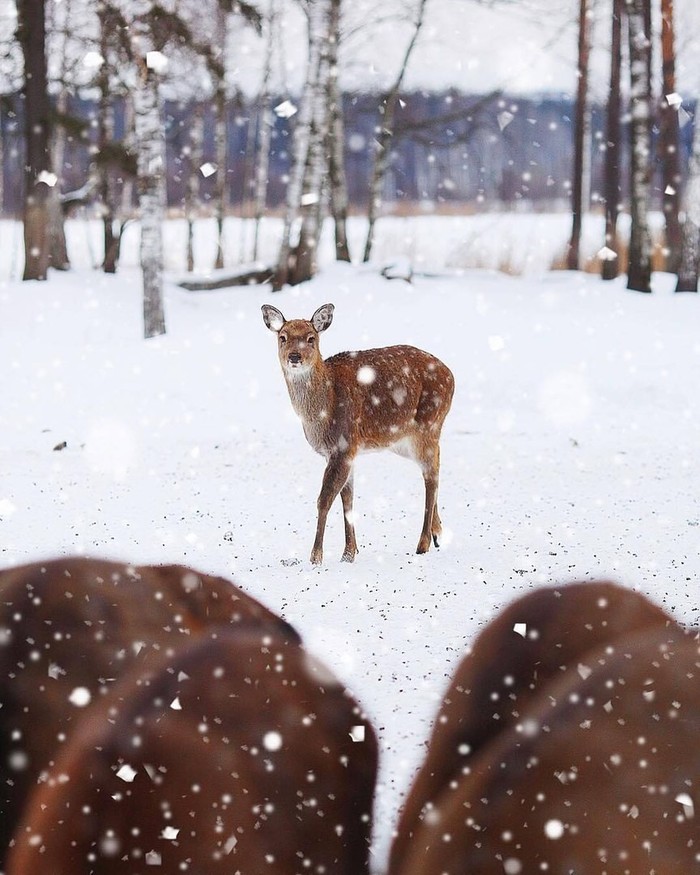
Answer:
396;622;699;874
389;581;680;874
0;556;299;864
7;629;378;875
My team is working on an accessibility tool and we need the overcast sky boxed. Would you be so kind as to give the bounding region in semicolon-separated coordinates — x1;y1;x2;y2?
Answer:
231;0;700;101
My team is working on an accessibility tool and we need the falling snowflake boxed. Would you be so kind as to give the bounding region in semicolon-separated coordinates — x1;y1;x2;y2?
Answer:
350;725;366;742
263;731;283;752
69;687;91;707
544;819;564;839
274;100;297;119
357;366;376;385
116;764;137;783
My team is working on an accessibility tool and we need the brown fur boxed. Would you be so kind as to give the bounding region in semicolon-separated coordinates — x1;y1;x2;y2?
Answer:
262;304;454;563
7;629;378;875
389;582;696;875
0;556;299;864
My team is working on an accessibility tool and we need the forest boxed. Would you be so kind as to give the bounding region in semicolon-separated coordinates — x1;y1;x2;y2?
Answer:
8;0;700;335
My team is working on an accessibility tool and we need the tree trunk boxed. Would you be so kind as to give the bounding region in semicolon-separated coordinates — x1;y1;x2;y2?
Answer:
676;117;700;292
567;0;590;271
625;0;653;293
327;0;350;262
272;0;330;290
133;52;166;337
362;0;428;263
659;0;682;273
602;0;623;280
213;84;228;270
18;0;51;280
185;102;204;273
252;0;276;262
47;87;70;270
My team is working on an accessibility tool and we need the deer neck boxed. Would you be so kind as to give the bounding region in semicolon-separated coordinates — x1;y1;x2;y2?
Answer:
283;359;334;427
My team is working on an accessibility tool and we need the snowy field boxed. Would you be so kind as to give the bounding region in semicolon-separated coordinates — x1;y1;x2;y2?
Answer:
1;214;699;870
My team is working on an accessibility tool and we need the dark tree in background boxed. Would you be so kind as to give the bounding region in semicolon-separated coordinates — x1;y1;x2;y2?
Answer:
676;117;700;292
567;0;590;271
18;0;52;280
602;0;623;281
625;0;652;293
659;0;681;273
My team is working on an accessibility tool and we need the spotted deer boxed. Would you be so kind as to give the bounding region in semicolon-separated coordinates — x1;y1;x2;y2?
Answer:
262;303;454;564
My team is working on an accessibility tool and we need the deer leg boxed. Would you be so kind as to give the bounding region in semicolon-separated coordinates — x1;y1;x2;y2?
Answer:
311;455;352;565
431;446;443;547
340;473;358;562
417;445;439;555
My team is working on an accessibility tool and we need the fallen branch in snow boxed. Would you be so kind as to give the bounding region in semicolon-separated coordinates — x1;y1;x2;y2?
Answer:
175;263;274;291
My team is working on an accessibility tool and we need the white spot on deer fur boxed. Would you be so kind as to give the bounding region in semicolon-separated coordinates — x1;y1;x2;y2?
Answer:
161;826;180;840
392;386;408;405
69;686;91;707
357;366;376;385
170;696;182;710
145;850;162;865
577;663;592;680
544;819;565;839
503;859;522;874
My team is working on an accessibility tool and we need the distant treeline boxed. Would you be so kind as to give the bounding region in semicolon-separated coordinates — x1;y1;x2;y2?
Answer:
1;90;695;215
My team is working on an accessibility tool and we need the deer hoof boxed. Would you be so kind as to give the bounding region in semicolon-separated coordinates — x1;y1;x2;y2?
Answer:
432;533;440;548
341;550;356;563
310;550;323;566
416;539;431;555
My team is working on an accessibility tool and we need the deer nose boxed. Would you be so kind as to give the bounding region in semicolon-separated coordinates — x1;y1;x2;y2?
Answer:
288;352;302;364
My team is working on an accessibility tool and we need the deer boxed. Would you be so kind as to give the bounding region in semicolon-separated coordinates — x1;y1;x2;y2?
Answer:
0;556;300;868
262;303;455;564
8;628;378;875
389;581;697;875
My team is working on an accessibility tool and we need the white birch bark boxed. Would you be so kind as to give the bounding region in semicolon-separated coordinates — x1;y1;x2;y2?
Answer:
252;0;277;262
131;13;166;338
625;0;652;293
185;102;204;273
272;0;329;289
676;118;700;292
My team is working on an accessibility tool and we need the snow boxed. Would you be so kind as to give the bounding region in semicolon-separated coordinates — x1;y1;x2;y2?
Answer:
2;215;700;869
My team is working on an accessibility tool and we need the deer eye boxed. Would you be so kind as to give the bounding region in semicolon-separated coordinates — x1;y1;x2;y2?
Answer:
307;336;315;345
279;335;287;344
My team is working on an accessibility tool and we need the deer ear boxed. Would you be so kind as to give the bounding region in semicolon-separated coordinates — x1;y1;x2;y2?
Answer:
262;304;285;332
311;303;334;333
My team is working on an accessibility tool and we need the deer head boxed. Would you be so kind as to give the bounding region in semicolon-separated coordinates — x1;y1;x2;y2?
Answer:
262;303;334;375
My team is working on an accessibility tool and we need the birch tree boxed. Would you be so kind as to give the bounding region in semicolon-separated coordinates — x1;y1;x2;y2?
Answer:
676;117;700;292
625;0;652;293
252;0;278;262
272;0;332;289
362;0;428;263
127;4;167;338
602;0;623;280
327;0;350;262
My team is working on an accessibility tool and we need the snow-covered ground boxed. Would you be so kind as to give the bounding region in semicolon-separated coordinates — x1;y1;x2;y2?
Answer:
1;215;699;871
